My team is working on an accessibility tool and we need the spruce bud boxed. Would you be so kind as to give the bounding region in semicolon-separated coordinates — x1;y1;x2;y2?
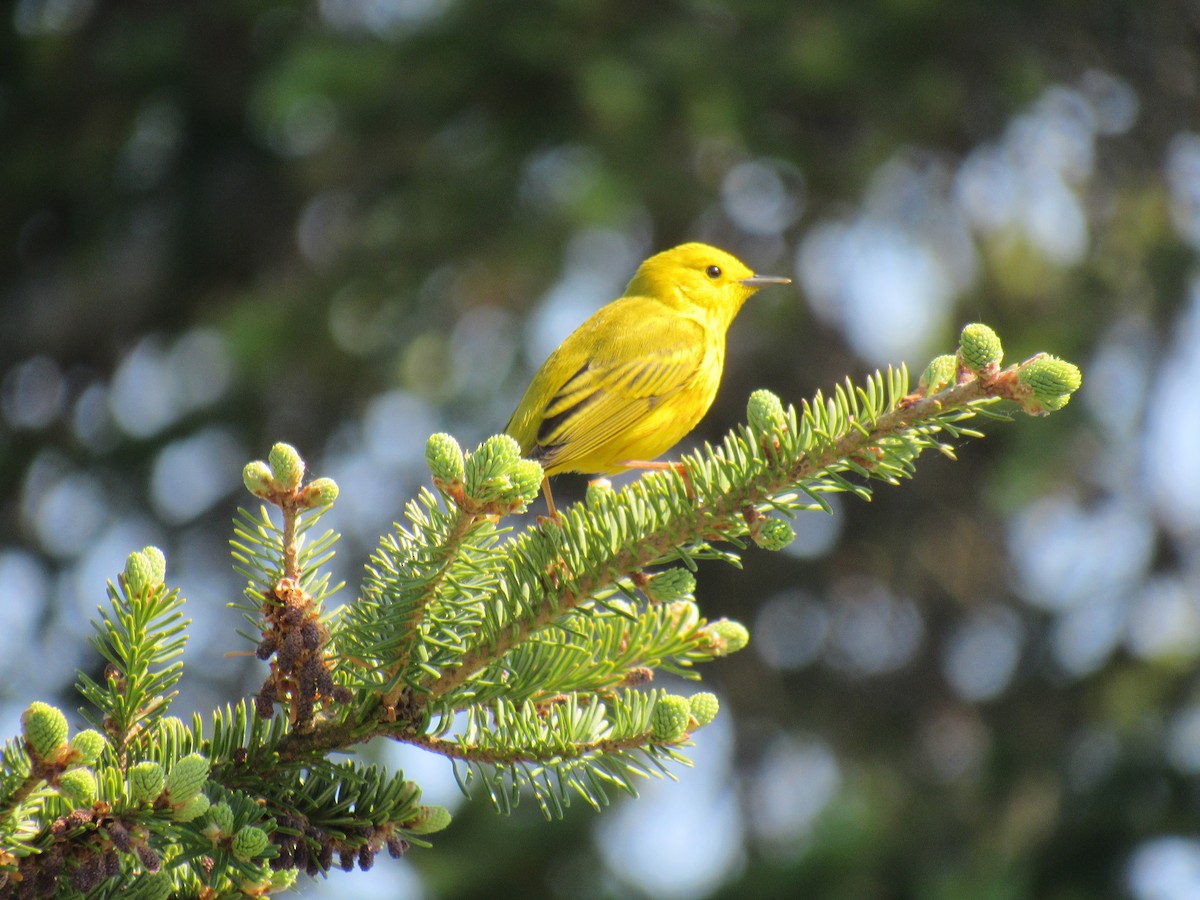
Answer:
585;478;613;507
299;477;339;509
647;568;696;604
124;547;166;596
747;389;787;435
1017;354;1083;414
408;805;452;835
509;459;545;506
172;792;210;822
58;768;97;807
129;761;165;804
209;801;235;836
464;434;524;502
70;730;106;766
688;692;720;727
425;433;466;484
243;460;275;498
752;517;795;551
918;354;958;395
958;323;1003;371
703;619;750;656
650;695;691;741
231;825;270;861
22;701;68;761
166;753;210;804
268;443;305;491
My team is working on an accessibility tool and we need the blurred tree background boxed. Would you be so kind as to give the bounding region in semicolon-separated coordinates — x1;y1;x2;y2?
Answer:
3;0;1200;897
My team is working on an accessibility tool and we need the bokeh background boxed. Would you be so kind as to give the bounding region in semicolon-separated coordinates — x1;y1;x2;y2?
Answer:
5;1;1200;897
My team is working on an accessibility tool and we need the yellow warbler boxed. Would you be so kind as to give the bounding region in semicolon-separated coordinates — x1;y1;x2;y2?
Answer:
506;242;791;516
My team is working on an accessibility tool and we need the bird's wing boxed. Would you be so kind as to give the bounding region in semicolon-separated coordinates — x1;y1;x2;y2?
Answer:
530;306;710;472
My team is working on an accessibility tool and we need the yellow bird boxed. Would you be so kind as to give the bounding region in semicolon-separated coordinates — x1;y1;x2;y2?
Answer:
506;242;791;516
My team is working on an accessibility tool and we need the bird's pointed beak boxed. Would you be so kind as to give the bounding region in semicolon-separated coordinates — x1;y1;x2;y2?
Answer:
741;274;792;287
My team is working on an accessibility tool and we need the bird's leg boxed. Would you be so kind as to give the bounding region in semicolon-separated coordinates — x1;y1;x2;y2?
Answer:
538;476;561;523
621;459;695;501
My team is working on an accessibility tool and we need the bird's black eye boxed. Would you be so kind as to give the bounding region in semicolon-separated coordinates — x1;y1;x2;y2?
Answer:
705;265;722;279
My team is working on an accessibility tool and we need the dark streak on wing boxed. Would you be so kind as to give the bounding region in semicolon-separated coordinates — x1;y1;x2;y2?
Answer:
557;361;593;395
536;388;602;446
624;358;660;393
529;439;570;470
534;361;594;447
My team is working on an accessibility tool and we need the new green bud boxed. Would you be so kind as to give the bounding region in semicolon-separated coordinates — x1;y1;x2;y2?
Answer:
651;695;691;741
585;478;613;507
70;730;106;766
267;443;305;491
509;459;545;505
426;432;466;484
166;753;210;803
747;389;787;435
299;477;339;509
408;805;452;835
752;517;795;551
231;825;270;861
269;870;299;892
124;547;166;596
58;768;97;807
209;801;235;836
464;434;524;501
703;619;750;656
129;761;165;803
647;568;696;604
124;552;153;596
141;546;166;585
918;354;958;395
958;323;1003;371
465;434;523;489
1018;354;1083;413
471;434;522;470
172;792;210;823
688;692;720;727
22;701;68;761
1034;392;1071;412
243;460;275;498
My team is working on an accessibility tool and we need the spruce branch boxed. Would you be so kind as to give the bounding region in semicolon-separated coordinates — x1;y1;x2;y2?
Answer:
0;323;1082;893
75;547;185;763
429;690;700;817
336;435;542;716
377;493;499;713
400;690;710;768
234;443;347;731
287;324;1082;799
404;327;1073;717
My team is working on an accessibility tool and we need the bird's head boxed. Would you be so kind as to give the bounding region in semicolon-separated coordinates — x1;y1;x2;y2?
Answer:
625;243;791;329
